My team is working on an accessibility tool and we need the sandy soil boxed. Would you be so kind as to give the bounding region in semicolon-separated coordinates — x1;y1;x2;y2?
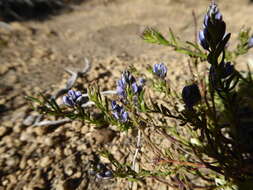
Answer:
0;0;253;189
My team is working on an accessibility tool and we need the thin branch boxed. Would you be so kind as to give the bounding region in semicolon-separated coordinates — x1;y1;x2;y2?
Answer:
154;157;206;168
81;90;117;98
32;118;71;127
52;58;92;100
131;129;141;171
159;129;193;156
192;10;198;44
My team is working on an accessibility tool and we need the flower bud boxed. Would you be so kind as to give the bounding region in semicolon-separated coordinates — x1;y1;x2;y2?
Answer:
62;90;83;107
182;84;201;109
153;63;167;79
248;36;253;49
111;101;128;123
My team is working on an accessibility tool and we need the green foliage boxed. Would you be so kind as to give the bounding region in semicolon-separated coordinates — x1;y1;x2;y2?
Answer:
141;27;207;59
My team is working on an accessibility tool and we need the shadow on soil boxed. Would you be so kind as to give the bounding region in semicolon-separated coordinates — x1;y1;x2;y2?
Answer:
0;0;87;22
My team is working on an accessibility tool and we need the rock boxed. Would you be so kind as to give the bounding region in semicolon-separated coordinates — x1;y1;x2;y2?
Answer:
44;136;54;146
20;131;35;142
64;165;74;176
77;144;87;152
8;174;17;184
23;115;37;126
19;158;27;169
0;127;9;137
10;22;29;33
39;156;52;168
0;64;9;75
63;147;73;156
34;126;46;136
81;125;89;134
6;156;19;168
0;147;6;154
91;128;116;144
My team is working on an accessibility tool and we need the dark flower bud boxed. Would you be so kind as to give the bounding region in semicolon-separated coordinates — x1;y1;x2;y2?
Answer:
153;63;167;78
209;62;234;91
219;61;234;78
62;90;82;107
182;84;201;109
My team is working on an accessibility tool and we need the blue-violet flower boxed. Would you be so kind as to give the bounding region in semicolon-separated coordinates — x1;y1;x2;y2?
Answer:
153;63;167;79
111;101;128;123
248;36;253;49
116;71;144;98
63;90;82;107
199;2;226;50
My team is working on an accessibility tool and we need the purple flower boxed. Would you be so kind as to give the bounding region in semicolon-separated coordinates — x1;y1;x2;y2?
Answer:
116;79;127;97
153;63;167;78
248;36;253;49
96;170;113;180
199;2;226;50
92;163;114;180
132;82;142;94
116;71;136;98
182;84;201;109
116;71;144;99
121;71;136;85
111;101;128;123
62;90;82;107
198;29;209;50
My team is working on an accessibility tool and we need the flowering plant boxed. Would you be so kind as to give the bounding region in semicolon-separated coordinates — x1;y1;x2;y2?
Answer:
28;2;253;189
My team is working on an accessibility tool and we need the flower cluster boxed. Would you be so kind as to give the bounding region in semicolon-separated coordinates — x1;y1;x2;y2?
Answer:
198;2;227;51
182;84;201;109
153;63;167;79
62;90;83;107
112;71;145;123
111;101;128;123
89;163;113;180
116;71;143;98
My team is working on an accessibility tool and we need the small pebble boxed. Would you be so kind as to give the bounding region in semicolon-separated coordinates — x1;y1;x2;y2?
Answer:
40;156;52;168
0;127;7;137
23;115;37;126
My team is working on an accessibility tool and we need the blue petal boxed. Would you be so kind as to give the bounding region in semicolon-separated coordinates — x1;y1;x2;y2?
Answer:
121;111;128;123
63;96;75;107
248;37;253;48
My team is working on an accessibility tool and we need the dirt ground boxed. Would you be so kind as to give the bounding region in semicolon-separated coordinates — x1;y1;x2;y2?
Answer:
0;0;253;189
